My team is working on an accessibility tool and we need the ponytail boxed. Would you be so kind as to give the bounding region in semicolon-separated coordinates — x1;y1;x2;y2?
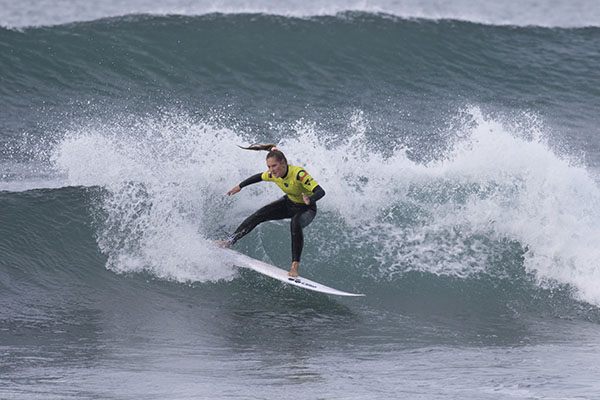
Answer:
238;143;287;164
237;143;277;152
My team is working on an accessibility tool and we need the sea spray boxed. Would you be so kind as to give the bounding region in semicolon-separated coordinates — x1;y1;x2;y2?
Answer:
52;113;250;282
262;107;600;305
52;106;600;305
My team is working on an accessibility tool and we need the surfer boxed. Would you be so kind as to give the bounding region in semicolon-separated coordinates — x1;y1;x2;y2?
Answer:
217;144;325;277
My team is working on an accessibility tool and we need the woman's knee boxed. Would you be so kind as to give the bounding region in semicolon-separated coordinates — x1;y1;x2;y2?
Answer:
297;210;316;229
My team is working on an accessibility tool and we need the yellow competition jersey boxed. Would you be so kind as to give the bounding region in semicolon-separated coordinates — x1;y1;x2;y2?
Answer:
261;165;319;204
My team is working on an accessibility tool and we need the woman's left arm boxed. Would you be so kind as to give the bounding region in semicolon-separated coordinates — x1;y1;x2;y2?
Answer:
303;185;325;205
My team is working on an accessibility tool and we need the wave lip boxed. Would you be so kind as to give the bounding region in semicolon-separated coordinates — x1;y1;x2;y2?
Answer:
2;0;600;28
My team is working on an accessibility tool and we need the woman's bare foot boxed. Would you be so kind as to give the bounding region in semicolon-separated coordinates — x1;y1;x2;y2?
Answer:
288;261;299;277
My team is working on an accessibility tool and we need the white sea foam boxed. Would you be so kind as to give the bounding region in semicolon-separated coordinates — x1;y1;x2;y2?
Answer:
51;107;600;305
274;107;600;305
52;114;256;283
442;108;600;306
1;0;598;28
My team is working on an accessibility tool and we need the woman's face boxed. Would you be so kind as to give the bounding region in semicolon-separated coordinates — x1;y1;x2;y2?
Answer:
267;157;287;178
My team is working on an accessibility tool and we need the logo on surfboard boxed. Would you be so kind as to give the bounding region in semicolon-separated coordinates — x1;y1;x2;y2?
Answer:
288;277;317;289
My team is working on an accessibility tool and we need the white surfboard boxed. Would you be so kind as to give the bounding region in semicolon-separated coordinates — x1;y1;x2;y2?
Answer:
223;248;364;297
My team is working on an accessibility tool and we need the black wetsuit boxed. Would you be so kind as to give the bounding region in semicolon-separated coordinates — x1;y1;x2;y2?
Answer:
228;166;325;262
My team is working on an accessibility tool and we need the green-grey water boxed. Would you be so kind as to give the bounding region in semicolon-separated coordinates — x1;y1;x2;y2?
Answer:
2;2;600;398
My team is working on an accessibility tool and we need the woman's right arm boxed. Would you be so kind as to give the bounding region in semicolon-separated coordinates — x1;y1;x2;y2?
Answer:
226;173;263;195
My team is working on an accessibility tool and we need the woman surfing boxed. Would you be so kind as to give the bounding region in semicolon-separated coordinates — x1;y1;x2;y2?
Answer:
216;144;325;277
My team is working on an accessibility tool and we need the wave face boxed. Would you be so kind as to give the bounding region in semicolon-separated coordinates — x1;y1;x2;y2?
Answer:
2;13;600;321
2;14;599;150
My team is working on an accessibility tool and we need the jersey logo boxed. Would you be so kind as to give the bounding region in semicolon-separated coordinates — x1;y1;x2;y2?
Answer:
297;170;307;181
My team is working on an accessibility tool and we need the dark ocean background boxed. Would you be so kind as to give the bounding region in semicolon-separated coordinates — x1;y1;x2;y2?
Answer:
2;5;600;399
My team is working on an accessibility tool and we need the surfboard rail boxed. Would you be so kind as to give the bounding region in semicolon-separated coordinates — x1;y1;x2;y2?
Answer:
223;248;364;297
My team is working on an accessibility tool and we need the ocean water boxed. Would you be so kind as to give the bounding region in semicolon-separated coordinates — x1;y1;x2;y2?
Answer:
2;1;600;398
